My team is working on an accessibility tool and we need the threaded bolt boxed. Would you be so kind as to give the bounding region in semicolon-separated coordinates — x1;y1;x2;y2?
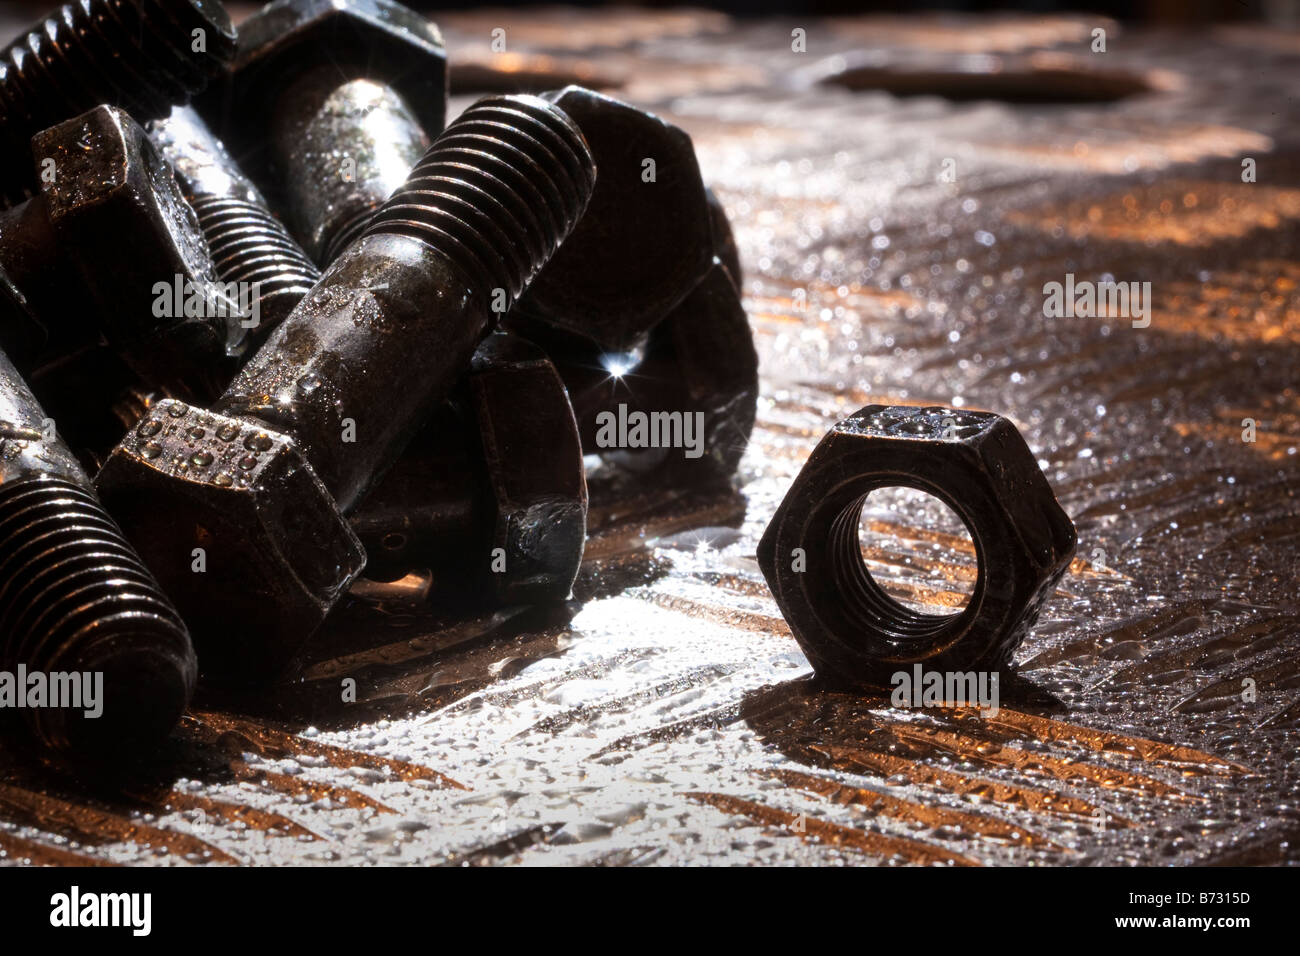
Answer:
274;75;433;266
364;95;595;307
201;0;447;265
0;0;236;204
224;93;596;510
0;348;195;761
148;105;321;360
96;94;595;680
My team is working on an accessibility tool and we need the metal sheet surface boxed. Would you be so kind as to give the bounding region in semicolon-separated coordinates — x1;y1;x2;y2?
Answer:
0;8;1297;867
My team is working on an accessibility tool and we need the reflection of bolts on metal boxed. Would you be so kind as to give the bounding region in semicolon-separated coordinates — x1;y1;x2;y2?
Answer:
0;346;195;763
96;94;596;685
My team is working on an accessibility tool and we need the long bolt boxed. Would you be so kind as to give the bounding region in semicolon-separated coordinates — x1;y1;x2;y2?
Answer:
223;93;595;511
273;75;433;265
96;94;595;679
0;0;236;204
0;348;195;760
148;105;321;360
203;0;447;265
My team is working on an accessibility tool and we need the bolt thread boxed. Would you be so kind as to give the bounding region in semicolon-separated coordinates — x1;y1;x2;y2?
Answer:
364;94;596;306
189;194;321;308
0;475;195;756
829;492;958;641
322;204;380;267
0;0;234;202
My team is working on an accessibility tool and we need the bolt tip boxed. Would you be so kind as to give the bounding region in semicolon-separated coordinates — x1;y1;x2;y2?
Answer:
0;476;196;761
32;637;197;760
362;93;597;305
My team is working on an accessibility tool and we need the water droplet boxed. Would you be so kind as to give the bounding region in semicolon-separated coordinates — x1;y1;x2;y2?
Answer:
167;404;186;418
214;473;233;487
216;424;239;441
189;426;206;440
139;420;162;437
141;442;162;460
244;433;272;452
238;454;257;471
191;451;213;467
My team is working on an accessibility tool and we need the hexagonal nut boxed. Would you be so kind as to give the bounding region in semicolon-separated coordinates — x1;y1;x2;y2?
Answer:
224;0;447;139
95;400;365;684
757;405;1077;689
562;259;757;482
513;86;714;352
33;105;230;395
469;332;587;605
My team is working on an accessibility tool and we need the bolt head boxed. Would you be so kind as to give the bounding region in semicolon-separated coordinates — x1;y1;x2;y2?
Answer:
225;0;447;139
561;260;757;482
33;106;230;391
469;333;587;605
515;87;714;352
95;401;365;684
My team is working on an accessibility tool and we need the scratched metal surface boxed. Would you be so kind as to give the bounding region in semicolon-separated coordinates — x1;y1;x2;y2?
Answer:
1;7;1299;866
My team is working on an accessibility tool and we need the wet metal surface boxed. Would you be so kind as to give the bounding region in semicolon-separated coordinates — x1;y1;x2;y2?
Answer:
1;9;1298;866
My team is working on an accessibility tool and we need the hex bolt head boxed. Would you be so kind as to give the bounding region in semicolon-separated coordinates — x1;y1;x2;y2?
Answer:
94;401;365;681
469;334;587;605
757;405;1078;689
0;105;230;405
97;94;596;684
0;0;237;204
216;0;446;139
34;106;231;390
0;347;196;762
512;86;715;353
203;0;448;264
549;260;758;483
353;332;587;606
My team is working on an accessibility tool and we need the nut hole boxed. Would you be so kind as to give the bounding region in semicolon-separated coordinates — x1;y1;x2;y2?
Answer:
829;487;979;643
859;486;977;616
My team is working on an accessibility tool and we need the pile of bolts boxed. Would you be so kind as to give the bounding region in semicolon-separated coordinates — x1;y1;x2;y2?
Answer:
0;0;1079;771
0;0;758;765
